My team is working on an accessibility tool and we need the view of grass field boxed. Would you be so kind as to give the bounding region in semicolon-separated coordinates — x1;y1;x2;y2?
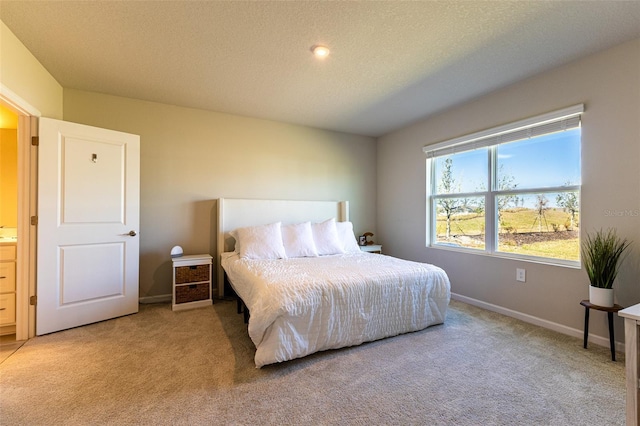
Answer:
436;207;580;260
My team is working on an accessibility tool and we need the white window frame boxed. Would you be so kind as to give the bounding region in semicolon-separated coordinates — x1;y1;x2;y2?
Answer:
423;104;583;267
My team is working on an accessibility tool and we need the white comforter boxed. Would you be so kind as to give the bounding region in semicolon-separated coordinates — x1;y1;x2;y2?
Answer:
221;251;451;367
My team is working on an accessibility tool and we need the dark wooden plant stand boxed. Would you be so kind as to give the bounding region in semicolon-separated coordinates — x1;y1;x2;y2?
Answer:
580;299;624;361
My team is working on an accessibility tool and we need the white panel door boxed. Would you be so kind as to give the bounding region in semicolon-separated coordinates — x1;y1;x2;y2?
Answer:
37;118;140;335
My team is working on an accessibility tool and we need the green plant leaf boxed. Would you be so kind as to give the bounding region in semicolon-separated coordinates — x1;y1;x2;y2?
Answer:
581;228;631;288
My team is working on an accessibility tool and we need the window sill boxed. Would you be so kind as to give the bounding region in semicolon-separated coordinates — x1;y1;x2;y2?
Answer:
427;243;581;269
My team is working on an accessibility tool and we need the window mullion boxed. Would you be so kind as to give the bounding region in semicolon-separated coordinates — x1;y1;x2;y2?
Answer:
432;191;485;199
493;186;580;197
426;158;435;246
486;147;497;253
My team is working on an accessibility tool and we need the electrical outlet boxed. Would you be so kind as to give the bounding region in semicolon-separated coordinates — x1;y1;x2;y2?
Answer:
516;268;526;282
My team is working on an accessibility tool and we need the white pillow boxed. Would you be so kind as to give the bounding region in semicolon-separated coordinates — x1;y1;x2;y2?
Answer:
281;222;318;258
311;218;345;256
335;221;361;253
230;222;287;260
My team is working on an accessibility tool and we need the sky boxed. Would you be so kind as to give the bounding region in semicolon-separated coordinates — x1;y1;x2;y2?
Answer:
434;128;581;208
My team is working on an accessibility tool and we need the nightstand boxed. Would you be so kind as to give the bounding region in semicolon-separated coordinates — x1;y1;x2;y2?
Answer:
172;254;213;311
360;244;382;254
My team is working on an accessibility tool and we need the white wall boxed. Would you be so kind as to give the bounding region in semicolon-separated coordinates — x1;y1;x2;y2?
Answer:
377;38;640;344
63;89;377;298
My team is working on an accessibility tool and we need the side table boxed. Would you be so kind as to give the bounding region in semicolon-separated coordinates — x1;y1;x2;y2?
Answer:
580;299;623;361
172;254;213;311
360;244;382;254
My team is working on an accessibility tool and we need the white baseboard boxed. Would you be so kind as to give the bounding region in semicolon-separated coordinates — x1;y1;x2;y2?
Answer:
451;293;625;354
139;294;172;304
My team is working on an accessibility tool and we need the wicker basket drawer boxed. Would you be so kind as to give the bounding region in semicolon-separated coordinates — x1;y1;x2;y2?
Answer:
175;264;210;284
175;283;210;304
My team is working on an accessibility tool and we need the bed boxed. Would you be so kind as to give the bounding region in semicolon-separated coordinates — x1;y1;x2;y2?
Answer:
217;198;451;367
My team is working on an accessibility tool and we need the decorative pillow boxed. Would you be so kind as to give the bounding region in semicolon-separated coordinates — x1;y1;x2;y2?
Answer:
311;218;345;256
281;222;318;258
230;222;287;260
335;221;361;253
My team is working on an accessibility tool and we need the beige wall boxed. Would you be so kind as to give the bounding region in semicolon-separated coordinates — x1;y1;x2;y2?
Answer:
0;128;18;227
63;89;377;298
0;21;63;118
377;38;640;343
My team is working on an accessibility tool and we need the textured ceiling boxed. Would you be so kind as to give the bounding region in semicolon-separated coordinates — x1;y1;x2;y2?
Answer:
1;1;639;137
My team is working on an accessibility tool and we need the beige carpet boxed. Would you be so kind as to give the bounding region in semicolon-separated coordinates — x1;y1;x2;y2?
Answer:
0;334;25;364
0;300;624;425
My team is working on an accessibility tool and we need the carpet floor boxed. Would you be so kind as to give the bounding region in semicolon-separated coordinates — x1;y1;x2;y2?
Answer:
0;299;625;425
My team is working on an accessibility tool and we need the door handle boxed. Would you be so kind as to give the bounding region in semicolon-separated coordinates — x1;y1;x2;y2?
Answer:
120;230;138;237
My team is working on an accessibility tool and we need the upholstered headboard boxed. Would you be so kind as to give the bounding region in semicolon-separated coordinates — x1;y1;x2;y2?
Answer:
216;198;349;297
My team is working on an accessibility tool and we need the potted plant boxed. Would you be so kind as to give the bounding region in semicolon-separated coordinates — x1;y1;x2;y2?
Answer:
582;228;631;307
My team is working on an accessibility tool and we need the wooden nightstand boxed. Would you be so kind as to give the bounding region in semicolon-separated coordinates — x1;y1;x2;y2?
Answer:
360;244;382;254
172;254;213;311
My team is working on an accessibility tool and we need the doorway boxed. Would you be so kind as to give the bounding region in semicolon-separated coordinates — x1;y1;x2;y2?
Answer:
0;93;37;345
0;103;19;341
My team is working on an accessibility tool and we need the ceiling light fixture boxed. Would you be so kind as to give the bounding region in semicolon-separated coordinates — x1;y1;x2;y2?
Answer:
311;44;330;58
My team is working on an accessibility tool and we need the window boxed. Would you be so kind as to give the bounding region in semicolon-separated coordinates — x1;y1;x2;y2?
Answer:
425;105;582;265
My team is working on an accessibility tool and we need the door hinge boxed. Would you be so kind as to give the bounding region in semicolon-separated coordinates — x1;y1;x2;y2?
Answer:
29;295;37;306
30;216;38;226
31;136;39;146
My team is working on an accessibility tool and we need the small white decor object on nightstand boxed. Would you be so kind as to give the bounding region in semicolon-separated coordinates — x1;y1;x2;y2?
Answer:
360;244;382;254
170;245;183;258
172;254;213;311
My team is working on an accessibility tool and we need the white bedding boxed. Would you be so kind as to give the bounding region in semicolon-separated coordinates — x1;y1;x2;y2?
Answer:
221;251;451;367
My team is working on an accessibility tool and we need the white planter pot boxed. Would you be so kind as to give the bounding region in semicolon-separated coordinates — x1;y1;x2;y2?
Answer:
589;286;614;307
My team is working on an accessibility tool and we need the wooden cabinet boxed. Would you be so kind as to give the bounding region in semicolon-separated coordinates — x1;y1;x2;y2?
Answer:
619;304;640;425
0;244;17;331
172;254;213;311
